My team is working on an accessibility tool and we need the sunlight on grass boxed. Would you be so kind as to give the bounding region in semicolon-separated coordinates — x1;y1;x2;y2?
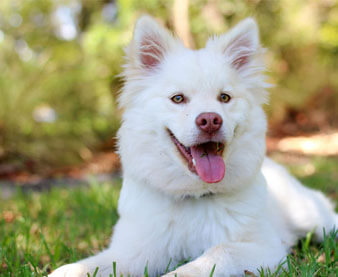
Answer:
271;154;338;200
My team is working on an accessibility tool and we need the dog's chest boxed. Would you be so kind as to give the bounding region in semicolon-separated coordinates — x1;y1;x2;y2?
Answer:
163;198;248;260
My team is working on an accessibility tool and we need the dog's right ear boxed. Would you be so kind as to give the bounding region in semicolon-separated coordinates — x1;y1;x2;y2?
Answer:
127;16;179;71
206;18;261;73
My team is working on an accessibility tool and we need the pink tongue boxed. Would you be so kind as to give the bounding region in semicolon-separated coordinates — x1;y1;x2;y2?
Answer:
190;143;225;183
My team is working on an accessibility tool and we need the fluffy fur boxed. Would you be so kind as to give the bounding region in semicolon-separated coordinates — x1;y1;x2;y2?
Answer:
50;16;337;277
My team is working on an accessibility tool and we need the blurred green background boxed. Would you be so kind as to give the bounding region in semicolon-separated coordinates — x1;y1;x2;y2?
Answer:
0;0;337;171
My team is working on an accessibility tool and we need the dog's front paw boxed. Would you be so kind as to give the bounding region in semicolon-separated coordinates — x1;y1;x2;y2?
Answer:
162;264;204;277
162;272;194;277
49;263;90;277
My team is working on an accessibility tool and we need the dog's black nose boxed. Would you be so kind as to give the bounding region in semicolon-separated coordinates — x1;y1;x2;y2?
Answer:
196;112;222;134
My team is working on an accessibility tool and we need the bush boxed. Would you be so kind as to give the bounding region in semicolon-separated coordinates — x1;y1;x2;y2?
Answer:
0;0;337;168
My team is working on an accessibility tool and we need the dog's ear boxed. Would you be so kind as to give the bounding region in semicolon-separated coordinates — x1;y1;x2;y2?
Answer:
207;18;260;72
128;16;179;71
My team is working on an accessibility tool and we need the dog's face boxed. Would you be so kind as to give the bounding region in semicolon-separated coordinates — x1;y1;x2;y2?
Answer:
118;16;269;197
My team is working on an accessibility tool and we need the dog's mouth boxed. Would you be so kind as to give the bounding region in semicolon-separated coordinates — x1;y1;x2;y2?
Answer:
168;130;225;184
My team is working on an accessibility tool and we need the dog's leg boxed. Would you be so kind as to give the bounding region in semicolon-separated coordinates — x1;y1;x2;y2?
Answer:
263;157;338;240
163;238;287;277
49;249;117;277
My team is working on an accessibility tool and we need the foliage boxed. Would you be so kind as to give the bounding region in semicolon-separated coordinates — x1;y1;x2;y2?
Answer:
0;0;337;166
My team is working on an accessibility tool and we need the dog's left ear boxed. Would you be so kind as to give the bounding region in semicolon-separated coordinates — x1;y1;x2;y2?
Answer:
207;18;260;72
127;16;181;71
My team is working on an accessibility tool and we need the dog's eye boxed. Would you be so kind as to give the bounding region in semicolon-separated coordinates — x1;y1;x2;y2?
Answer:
219;93;231;103
171;94;185;104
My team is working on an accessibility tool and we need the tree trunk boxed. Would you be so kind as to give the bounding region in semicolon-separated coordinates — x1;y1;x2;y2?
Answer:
172;0;195;48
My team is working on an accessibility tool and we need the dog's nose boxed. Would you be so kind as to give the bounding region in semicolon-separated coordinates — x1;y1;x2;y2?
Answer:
195;112;223;134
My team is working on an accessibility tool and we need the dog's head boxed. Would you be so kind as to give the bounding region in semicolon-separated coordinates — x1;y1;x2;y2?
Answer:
118;16;269;198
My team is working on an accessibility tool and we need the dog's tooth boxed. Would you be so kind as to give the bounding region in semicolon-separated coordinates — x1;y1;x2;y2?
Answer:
192;158;196;166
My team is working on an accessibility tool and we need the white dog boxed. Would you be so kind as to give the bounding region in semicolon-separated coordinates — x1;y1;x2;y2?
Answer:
51;16;337;277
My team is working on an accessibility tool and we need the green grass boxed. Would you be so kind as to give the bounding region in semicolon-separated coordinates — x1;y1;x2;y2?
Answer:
0;157;337;276
0;181;120;276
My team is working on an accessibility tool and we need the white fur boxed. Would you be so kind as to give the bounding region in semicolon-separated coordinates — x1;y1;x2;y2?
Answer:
50;16;337;277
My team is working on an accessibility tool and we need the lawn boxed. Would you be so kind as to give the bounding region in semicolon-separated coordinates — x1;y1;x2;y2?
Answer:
0;156;337;276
